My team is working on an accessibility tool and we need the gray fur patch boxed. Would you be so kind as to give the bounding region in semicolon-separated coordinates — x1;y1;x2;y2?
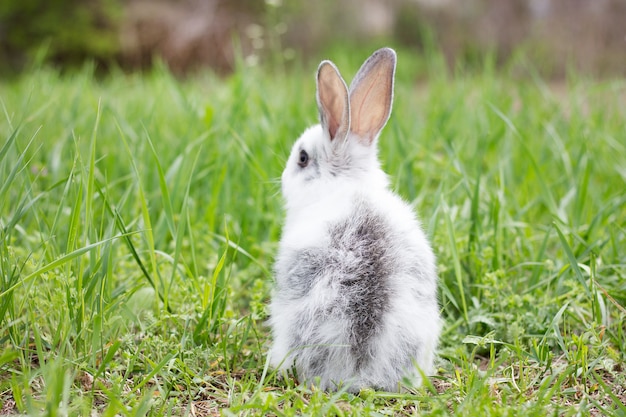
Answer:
287;313;337;381
282;249;325;299
281;200;393;376
300;344;330;378
328;201;392;369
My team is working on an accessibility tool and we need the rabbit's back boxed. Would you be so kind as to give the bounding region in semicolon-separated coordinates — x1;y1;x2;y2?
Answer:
270;193;440;391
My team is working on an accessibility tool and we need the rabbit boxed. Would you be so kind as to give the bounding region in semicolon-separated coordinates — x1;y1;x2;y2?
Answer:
268;47;441;393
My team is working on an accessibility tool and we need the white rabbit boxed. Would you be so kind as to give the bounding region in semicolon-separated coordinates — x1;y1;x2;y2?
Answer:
268;48;441;393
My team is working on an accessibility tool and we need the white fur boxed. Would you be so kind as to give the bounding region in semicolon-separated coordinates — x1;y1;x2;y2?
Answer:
268;48;442;392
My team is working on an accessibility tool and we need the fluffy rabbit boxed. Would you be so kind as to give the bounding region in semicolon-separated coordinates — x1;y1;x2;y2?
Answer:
268;48;441;393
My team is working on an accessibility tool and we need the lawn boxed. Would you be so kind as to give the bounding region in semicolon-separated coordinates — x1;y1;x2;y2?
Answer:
0;48;625;416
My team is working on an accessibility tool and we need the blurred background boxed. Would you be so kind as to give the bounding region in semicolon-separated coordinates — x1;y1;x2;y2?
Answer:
1;0;625;78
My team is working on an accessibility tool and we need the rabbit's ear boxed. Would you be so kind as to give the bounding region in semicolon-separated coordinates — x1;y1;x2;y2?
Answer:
348;48;396;146
316;61;350;141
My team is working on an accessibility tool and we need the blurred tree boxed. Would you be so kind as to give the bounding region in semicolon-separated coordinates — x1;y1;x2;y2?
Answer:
0;0;121;72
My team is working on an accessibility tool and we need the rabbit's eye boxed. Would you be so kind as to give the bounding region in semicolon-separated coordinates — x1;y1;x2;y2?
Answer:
298;150;309;168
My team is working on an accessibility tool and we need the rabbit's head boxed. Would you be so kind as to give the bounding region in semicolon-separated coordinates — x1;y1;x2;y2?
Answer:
281;48;397;208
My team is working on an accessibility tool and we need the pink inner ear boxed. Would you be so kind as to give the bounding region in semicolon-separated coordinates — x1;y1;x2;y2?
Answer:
322;87;344;139
317;62;349;141
349;49;395;146
351;67;390;144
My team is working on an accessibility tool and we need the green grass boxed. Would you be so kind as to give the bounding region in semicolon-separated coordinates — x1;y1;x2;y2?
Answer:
1;49;625;416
